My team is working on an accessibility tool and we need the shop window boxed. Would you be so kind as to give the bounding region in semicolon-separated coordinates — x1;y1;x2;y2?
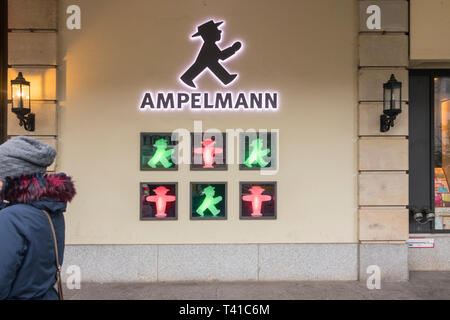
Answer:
240;182;277;219
239;131;277;170
191;132;227;170
140;132;178;170
140;183;177;220
190;182;227;220
433;77;450;230
410;70;450;233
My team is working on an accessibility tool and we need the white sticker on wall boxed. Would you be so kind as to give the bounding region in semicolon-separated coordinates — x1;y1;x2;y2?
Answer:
407;238;435;249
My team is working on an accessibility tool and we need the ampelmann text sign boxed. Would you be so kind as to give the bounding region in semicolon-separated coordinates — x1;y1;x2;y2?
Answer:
140;92;278;110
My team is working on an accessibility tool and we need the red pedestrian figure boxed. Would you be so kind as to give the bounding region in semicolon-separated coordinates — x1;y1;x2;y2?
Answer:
194;138;223;168
146;186;176;218
242;186;272;217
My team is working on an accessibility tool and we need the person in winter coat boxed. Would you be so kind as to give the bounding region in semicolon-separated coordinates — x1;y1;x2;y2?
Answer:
0;136;76;300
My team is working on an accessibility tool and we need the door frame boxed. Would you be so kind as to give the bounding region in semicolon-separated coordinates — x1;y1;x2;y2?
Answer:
409;69;450;234
0;0;7;143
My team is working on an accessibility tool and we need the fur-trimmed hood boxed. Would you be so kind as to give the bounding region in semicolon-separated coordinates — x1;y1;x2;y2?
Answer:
0;173;76;204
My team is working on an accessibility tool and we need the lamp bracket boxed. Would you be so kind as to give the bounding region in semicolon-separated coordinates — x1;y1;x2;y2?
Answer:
380;114;397;132
14;112;35;132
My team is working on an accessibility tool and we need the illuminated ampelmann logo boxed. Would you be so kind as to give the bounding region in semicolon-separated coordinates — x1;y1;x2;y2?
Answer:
139;19;279;111
180;19;242;88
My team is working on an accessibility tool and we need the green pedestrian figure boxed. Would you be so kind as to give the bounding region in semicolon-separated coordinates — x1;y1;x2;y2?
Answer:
148;139;174;168
196;186;222;216
244;138;270;168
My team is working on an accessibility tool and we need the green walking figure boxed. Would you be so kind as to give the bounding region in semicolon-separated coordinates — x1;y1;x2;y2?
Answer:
244;138;270;168
147;139;174;169
196;186;222;216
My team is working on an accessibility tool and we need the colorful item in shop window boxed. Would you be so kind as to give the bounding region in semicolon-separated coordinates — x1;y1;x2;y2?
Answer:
436;193;443;207
145;186;176;218
194;138;223;168
196;186;223;216
435;168;446;180
442;193;450;207
434;168;449;190
242;186;272;217
244;138;270;168
435;216;444;230
148;139;174;168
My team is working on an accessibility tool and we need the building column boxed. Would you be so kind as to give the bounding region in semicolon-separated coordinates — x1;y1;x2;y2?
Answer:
7;0;58;170
357;0;410;281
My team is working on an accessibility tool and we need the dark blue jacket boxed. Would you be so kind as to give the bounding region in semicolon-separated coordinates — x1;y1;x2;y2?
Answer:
0;200;66;300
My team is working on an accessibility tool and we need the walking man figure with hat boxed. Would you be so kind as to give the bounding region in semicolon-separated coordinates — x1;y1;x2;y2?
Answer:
181;20;242;88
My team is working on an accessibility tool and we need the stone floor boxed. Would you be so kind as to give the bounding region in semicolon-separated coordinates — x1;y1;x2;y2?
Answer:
65;271;450;300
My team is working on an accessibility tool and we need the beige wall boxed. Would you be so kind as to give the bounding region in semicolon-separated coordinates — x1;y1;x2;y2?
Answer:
58;0;358;244
411;0;450;61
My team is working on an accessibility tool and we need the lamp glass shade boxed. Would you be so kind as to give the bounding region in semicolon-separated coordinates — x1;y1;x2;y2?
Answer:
383;74;402;116
383;87;390;111
11;72;31;112
392;85;401;110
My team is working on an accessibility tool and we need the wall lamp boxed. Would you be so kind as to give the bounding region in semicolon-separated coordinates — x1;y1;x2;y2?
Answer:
380;74;402;132
10;72;35;132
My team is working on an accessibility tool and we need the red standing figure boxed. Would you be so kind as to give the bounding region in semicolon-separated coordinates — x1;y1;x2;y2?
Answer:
146;186;176;218
194;138;223;168
242;186;272;217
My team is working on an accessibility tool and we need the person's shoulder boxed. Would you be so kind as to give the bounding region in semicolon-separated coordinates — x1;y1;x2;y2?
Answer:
0;204;43;237
0;204;37;221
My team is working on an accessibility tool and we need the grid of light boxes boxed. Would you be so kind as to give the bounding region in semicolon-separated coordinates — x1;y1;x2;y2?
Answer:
140;132;277;220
